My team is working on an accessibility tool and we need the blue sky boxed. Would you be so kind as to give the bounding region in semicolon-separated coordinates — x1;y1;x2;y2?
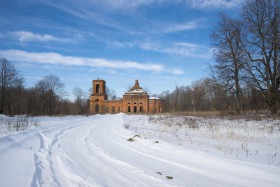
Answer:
0;0;244;99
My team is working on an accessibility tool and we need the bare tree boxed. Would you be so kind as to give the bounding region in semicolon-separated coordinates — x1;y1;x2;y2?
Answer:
106;86;116;100
158;90;172;112
26;88;40;116
7;77;25;115
35;75;66;115
206;74;233;112
72;87;86;114
242;0;280;114
191;80;207;111
0;58;22;114
177;86;193;111
170;86;180;112
211;14;245;114
37;75;66;98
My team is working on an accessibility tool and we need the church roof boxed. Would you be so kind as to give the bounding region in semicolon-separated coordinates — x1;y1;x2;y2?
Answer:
127;80;146;94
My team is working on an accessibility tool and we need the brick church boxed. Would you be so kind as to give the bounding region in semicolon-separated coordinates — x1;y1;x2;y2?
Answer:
90;79;163;114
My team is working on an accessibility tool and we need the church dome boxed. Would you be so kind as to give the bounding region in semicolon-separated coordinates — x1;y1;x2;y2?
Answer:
127;80;146;94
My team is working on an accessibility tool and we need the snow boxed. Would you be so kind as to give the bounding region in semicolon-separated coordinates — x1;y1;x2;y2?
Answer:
0;114;280;187
125;115;280;166
149;96;160;100
126;89;147;94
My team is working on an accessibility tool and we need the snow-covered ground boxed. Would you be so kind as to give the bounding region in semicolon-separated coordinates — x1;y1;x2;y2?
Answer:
124;114;280;166
0;114;279;187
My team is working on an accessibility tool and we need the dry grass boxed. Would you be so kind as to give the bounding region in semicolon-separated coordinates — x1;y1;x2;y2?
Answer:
157;110;280;120
166;176;173;180
127;135;141;142
127;137;134;142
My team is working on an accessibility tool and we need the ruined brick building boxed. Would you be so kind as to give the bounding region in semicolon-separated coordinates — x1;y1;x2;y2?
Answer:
90;80;163;114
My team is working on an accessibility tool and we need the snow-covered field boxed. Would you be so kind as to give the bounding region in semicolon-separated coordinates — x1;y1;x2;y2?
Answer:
124;114;280;166
0;114;279;187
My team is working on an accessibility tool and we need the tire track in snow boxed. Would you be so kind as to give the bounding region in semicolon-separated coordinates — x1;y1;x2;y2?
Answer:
83;115;175;187
85;123;170;186
47;117;108;186
32;118;85;187
38;116;171;187
37;117;108;187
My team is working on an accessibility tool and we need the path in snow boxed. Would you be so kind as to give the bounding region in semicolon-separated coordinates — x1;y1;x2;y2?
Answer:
0;114;279;187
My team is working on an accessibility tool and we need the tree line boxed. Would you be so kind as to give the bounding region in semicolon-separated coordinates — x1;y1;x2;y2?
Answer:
158;77;267;113
0;58;90;116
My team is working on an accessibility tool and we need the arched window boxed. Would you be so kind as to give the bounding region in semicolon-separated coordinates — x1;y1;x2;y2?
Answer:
95;104;99;113
96;84;100;93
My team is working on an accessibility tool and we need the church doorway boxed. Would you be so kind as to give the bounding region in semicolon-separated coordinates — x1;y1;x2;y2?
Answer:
95;104;99;113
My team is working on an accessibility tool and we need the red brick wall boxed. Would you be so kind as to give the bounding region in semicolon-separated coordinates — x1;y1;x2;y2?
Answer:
90;80;163;114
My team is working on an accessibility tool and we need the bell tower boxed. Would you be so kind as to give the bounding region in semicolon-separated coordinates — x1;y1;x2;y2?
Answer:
92;80;107;97
90;80;107;113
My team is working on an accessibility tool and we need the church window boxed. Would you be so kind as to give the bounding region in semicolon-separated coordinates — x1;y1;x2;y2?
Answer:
96;84;100;93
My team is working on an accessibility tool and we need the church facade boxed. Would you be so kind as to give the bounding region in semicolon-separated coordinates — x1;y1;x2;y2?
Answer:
89;80;163;114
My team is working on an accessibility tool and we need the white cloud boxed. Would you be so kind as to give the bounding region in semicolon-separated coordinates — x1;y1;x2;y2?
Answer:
11;31;70;42
0;31;71;43
42;1;137;33
139;41;212;58
92;38;211;59
171;42;212;58
0;49;182;74
189;0;244;9
86;0;243;10
163;21;201;33
171;69;184;75
81;0;167;10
